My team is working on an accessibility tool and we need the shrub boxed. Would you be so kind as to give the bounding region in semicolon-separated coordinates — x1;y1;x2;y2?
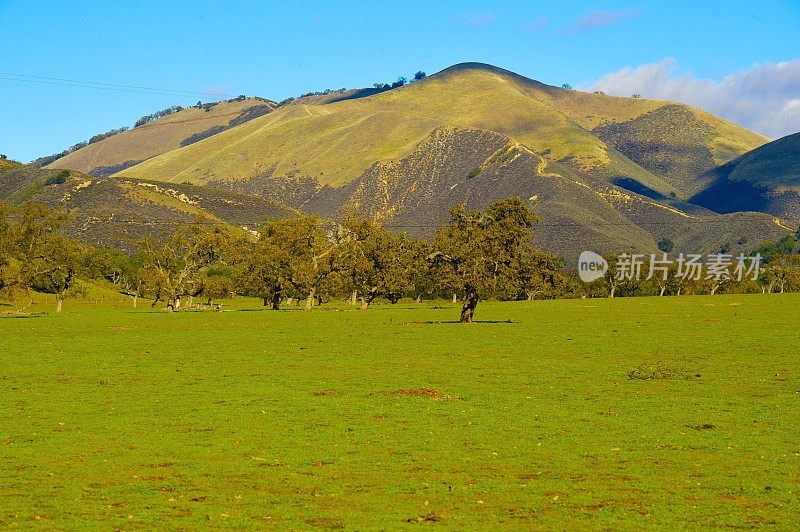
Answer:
134;105;184;127
45;170;70;186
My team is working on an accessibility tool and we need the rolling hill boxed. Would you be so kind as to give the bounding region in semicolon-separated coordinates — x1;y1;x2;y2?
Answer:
0;163;296;251
691;132;800;222
45;97;276;177
115;64;766;194
95;62;781;259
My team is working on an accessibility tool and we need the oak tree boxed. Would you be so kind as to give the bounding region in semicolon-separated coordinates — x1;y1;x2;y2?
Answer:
432;197;540;322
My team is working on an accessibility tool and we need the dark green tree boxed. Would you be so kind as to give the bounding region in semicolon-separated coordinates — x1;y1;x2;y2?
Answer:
657;237;674;253
431;197;541;323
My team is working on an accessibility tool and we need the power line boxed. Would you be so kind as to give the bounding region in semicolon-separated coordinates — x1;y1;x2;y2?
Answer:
0;72;230;99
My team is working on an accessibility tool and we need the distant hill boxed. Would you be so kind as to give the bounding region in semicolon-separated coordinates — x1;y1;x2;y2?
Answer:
691;132;800;222
45;97;276;177
115;64;765;195
0;163;296;251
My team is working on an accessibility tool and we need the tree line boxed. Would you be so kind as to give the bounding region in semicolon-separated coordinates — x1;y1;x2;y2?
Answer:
3;197;800;322
1;198;569;322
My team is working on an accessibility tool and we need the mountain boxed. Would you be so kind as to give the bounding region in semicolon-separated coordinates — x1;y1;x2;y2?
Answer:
18;63;792;259
99;63;781;259
0;163;296;251
691;132;800;222
116;64;766;195
45;97;276;177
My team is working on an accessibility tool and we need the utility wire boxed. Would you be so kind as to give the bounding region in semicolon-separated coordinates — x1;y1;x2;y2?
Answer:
0;72;230;99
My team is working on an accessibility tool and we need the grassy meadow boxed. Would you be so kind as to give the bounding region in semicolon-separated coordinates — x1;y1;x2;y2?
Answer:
1;293;799;528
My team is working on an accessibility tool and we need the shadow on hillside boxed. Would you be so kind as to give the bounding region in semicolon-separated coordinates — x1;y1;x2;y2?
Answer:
611;177;667;200
690;174;771;213
326;87;387;104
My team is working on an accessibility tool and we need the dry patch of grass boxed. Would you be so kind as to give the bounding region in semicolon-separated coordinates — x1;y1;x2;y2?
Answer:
375;387;450;400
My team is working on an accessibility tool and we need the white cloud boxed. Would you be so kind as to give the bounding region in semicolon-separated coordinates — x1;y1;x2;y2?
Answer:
588;58;800;138
783;99;800;112
568;8;642;33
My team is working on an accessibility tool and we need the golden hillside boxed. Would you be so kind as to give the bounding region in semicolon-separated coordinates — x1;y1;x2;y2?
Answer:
117;63;766;197
48;98;275;176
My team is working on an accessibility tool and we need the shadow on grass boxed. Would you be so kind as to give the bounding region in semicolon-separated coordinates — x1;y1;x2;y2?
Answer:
409;319;514;325
0;312;47;318
236;307;326;312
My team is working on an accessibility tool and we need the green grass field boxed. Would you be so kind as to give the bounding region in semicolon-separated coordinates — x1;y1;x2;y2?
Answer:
1;294;799;529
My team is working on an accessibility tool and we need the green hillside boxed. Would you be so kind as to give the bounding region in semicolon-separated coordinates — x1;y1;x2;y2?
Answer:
117;63;765;197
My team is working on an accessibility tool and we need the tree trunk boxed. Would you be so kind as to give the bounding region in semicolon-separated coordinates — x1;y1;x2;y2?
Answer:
271;291;281;310
459;287;479;323
304;288;315;311
349;290;358;305
659;286;666;297
609;285;616;298
187;295;193;308
452;293;458;304
56;294;63;314
415;294;422;304
132;294;138;308
361;292;376;310
174;296;181;310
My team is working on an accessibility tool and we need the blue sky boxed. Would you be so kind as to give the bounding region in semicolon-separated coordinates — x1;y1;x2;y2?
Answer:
1;0;799;162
